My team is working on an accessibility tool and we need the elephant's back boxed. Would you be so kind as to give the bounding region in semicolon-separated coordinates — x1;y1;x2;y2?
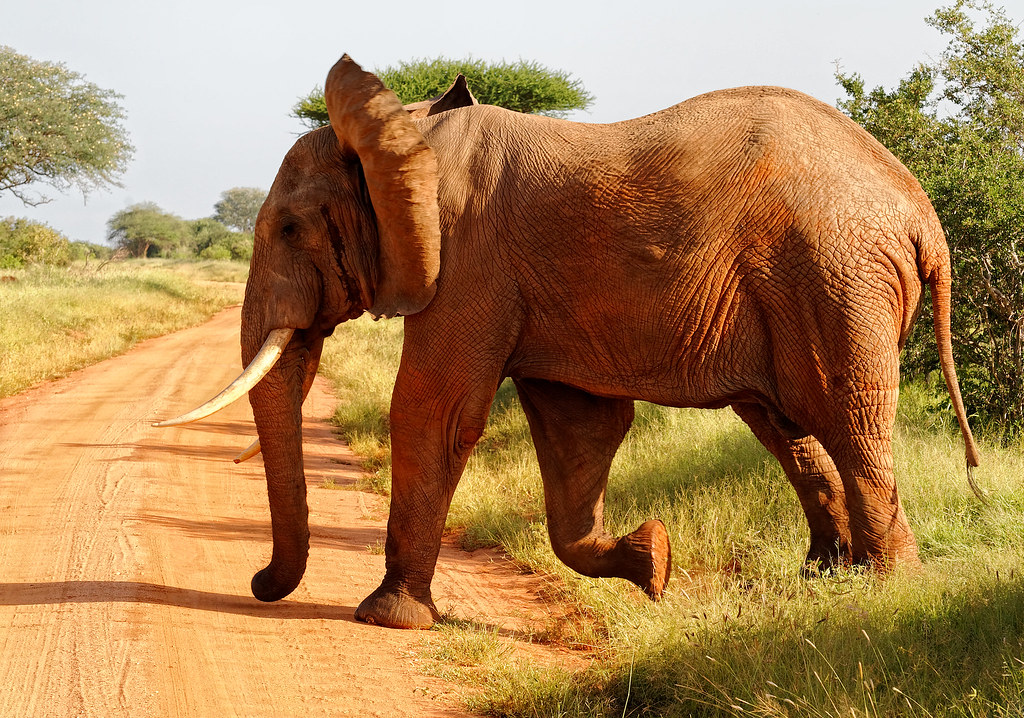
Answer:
617;86;917;195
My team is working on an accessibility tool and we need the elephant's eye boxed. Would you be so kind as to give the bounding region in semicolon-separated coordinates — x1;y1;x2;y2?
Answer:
280;222;299;242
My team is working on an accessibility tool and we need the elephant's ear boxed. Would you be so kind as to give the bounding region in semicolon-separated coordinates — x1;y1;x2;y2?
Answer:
325;54;440;318
404;75;478;118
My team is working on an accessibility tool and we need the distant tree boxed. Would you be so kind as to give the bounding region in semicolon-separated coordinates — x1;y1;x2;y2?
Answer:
293;57;594;130
836;0;1024;433
0;46;133;206
213;187;266;233
106;203;189;258
189;217;253;261
0;217;71;268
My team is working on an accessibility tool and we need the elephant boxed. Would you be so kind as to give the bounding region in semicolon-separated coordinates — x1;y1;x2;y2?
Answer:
157;54;980;629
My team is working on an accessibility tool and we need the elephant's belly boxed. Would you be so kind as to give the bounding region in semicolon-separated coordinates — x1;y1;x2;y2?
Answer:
511;327;763;410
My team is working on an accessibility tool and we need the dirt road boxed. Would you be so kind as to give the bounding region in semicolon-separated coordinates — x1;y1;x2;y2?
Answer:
0;306;554;717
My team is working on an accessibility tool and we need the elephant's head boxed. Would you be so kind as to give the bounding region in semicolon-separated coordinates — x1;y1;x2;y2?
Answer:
154;55;470;601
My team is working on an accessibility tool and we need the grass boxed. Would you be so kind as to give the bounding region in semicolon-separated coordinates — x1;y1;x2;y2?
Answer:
0;259;246;399
318;317;1024;717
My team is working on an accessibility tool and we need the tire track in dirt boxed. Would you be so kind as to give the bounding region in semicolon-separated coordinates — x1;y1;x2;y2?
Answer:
0;305;561;717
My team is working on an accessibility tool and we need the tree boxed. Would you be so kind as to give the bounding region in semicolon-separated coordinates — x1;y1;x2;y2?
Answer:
213;187;266;233
293;57;594;130
837;0;1024;434
0;46;133;206
106;203;189;258
189;217;253;261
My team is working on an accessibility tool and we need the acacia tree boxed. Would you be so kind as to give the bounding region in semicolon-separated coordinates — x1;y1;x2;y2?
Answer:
837;0;1024;434
106;203;189;258
0;46;133;206
292;57;594;130
213;187;266;233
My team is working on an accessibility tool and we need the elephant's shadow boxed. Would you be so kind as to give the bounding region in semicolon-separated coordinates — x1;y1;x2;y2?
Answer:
0;579;356;620
0;515;387;621
137;511;385;551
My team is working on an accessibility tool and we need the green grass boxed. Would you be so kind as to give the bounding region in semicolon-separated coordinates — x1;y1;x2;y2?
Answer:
318;318;1024;717
0;259;246;398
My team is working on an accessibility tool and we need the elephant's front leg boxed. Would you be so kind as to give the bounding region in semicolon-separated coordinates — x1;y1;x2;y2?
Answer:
354;363;499;629
515;378;672;599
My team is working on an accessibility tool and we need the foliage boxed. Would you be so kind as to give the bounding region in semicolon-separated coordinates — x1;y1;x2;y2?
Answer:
189;217;253;262
293;56;594;130
106;202;189;258
0;217;72;268
318;318;1024;718
836;0;1024;434
212;186;266;233
0;46;133;206
105;203;252;260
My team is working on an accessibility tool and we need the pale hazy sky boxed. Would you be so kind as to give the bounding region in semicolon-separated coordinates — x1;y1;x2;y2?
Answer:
1;0;956;244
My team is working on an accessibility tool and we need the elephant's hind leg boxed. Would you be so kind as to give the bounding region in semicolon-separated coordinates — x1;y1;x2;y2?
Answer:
821;403;919;569
515;378;671;599
732;403;851;572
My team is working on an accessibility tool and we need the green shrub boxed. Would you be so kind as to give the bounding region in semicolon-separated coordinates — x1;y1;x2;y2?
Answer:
0;217;72;268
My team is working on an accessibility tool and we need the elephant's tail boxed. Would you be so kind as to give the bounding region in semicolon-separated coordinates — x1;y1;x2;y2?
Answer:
918;220;982;492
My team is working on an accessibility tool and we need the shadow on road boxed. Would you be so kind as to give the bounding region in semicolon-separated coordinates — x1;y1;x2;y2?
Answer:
135;512;386;549
0;579;359;621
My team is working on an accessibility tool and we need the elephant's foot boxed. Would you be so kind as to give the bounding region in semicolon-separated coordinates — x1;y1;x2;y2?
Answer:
851;542;922;572
849;522;921;572
251;563;304;602
613;519;672;600
355;583;440;629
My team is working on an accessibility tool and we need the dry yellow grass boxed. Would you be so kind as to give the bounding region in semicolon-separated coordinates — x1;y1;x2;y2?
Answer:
0;260;245;399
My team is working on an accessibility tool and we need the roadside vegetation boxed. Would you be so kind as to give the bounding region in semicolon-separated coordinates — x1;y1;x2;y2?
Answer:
0;260;245;399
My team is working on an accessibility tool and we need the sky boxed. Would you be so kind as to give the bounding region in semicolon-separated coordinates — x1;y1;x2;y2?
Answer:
1;0;960;245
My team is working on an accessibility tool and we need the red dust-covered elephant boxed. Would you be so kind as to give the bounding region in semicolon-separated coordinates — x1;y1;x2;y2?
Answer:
157;55;979;629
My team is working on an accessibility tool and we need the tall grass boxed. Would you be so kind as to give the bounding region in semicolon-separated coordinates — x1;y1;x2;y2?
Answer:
0;260;246;398
318;318;1024;717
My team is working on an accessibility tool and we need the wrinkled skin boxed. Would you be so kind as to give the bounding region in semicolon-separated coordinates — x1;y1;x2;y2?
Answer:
242;56;978;628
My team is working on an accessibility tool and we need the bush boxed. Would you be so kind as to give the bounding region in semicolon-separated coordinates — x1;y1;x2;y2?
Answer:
199;244;232;261
0;216;71;268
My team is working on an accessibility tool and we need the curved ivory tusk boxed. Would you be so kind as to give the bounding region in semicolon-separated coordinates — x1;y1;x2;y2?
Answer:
233;438;262;464
153;328;294;428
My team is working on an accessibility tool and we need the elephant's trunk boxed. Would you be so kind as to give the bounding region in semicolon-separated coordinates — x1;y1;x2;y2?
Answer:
245;330;323;601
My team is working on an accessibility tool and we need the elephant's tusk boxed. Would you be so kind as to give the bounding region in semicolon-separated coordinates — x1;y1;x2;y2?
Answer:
153;328;294;428
233;438;262;464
